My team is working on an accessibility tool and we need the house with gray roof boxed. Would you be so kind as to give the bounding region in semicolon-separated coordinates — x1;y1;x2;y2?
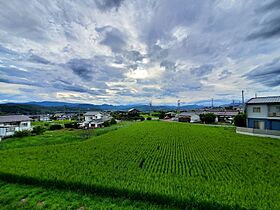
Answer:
0;115;32;140
245;96;280;130
82;111;112;128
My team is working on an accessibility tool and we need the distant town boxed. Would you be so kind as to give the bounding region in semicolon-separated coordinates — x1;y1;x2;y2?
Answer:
1;95;279;141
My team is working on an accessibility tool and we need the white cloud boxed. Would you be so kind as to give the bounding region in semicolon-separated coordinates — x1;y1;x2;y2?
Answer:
0;0;279;105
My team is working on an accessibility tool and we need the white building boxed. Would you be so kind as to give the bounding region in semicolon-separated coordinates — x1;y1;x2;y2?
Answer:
0;115;32;140
178;112;201;123
246;96;280;130
83;111;111;128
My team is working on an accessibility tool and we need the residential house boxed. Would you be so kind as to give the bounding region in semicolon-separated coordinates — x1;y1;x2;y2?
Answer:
245;96;280;130
178;112;201;123
128;108;140;115
211;111;239;123
29;114;50;122
0;115;32;140
82;111;111;128
164;112;176;119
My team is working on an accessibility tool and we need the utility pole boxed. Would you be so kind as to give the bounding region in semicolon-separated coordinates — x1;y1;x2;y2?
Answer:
177;100;180;114
242;90;245;112
149;101;152;116
211;98;214;109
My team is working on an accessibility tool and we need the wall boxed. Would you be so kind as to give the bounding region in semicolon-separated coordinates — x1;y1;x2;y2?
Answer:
248;118;280;131
246;104;268;118
236;126;280;137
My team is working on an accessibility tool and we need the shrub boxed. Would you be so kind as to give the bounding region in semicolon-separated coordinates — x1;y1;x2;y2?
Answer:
14;130;31;137
110;118;117;125
49;124;63;130
158;112;165;119
103;121;110;127
200;113;216;124
234;113;246;127
147;117;152;120
44;122;50;127
31;126;46;135
64;122;78;129
140;116;145;121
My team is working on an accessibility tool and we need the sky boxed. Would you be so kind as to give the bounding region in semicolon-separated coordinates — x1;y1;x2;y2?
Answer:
0;0;279;105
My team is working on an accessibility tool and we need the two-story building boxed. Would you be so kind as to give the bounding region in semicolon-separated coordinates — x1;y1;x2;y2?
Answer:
245;96;280;131
0;115;32;140
83;111;111;128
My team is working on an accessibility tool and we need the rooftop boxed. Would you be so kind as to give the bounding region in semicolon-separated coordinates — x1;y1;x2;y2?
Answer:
0;115;31;123
246;96;280;104
84;111;102;116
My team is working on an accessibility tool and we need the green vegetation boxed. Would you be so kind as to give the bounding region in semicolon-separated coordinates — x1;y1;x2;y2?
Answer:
199;113;216;124
234;113;246;127
0;121;279;209
0;122;130;150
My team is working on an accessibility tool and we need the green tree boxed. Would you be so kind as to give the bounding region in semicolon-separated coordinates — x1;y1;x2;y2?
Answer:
234;113;246;127
110;118;117;125
31;126;46;135
199;113;216;124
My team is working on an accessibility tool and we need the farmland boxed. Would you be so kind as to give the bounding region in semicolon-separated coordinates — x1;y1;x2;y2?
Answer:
0;121;279;209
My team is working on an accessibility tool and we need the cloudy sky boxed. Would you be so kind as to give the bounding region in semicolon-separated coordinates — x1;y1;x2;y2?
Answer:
0;0;279;105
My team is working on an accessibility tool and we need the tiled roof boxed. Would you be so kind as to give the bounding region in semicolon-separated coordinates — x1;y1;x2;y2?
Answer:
84;111;101;116
246;96;280;104
0;115;31;123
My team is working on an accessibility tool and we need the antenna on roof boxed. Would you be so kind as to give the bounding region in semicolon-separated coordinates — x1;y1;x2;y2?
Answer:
211;98;214;108
255;92;257;98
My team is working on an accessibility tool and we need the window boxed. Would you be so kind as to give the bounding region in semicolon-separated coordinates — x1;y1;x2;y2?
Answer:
276;106;280;112
253;107;261;113
21;122;28;127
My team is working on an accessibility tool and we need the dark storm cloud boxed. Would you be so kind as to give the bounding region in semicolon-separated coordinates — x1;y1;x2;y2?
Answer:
96;26;127;52
0;45;17;55
160;60;176;71
67;59;93;80
66;56;125;81
27;54;51;64
218;70;232;80
246;58;280;87
190;65;214;77
248;0;280;40
124;50;144;62
95;0;124;11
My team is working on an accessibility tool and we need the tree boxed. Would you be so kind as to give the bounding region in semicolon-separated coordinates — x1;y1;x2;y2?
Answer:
234;113;246;127
103;121;110;127
110;118;117;125
31;126;46;135
199;113;216;124
49;124;62;130
14;130;31;137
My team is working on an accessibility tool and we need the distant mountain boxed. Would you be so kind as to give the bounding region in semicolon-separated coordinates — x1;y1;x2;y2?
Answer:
0;101;206;115
24;101;97;108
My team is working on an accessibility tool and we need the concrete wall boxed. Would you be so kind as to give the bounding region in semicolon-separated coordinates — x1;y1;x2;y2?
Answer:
246;104;268;118
236;126;280;137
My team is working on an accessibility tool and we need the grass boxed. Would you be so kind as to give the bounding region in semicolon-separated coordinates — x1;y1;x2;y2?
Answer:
0;121;132;150
0;121;279;209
